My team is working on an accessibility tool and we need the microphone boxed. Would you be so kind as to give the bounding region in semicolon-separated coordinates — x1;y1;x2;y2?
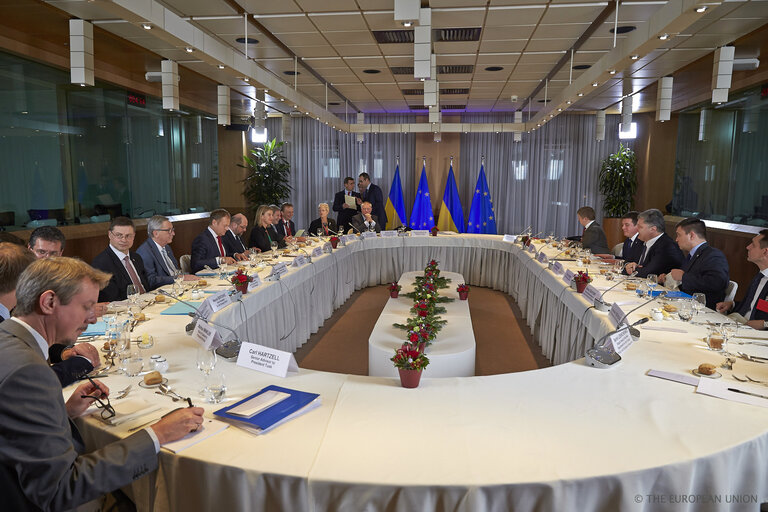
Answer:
585;317;650;368
616;290;667;338
297;247;313;263
594;271;638;311
349;223;361;234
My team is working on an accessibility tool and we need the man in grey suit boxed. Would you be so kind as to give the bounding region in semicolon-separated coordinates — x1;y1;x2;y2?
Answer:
0;257;203;511
137;215;199;290
577;206;610;254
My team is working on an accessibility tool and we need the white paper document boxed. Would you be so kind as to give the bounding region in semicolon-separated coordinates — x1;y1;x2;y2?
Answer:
102;399;162;426
227;390;291;418
646;369;699;387
344;195;356;208
162;419;229;453
696;378;768;409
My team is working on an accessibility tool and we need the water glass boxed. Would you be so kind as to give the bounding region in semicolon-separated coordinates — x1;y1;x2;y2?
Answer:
126;285;138;304
204;370;227;403
678;301;693;322
196;347;217;394
636;282;648;298
692;293;706;315
124;353;144;376
173;269;184;294
646;274;658;292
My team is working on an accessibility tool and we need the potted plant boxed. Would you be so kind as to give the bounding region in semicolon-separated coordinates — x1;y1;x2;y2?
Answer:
598;143;637;248
230;269;252;294
241;138;292;212
572;271;592;294
430;226;439;237
388;282;401;298
391;343;430;388
330;235;340;249
457;283;470;300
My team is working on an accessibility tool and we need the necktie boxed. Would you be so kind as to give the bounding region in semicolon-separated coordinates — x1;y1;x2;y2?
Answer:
123;256;145;294
285;221;291;237
746;275;768;320
638;244;647;266
217;236;225;257
162;246;177;274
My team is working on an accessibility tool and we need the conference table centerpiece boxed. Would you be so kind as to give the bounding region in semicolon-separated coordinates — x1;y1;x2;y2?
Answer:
457;283;470;300
230;268;252;294
388;282;401;298
572;271;592;294
391;343;430;388
329;235;340;249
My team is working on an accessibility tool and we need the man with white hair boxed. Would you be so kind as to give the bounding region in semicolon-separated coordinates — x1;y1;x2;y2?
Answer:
137;215;199;289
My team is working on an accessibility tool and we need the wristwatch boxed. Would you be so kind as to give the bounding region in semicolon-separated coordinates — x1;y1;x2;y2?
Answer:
763;320;768;330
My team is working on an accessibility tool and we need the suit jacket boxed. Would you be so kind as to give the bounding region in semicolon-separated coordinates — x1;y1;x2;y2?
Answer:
136;238;178;289
0;319;157;511
361;184;387;228
635;233;684;278
91;247;151;302
308;217;339;237
222;229;247;257
735;272;768;321
274;219;296;239
248;225;286;253
333;190;361;231
581;222;610;254
678;243;730;309
190;229;226;273
621;236;644;263
350;213;381;233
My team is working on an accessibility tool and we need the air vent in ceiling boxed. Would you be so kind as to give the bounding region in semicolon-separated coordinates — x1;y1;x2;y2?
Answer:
373;30;414;44
437;65;474;74
401;89;424;96
572;64;591;70
440;88;470;95
409;105;428;110
390;66;415;75
434;27;482;42
441;104;466;110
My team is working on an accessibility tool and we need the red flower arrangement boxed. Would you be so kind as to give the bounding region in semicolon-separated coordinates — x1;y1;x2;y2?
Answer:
388;282;402;292
414;300;431;317
330;236;340;248
230;269;252;294
456;283;470;293
572;271;592;284
391;343;430;370
430;226;439;236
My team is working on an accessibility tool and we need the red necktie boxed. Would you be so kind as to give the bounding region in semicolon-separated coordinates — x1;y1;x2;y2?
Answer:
217;236;225;257
123;256;145;294
285;221;291;237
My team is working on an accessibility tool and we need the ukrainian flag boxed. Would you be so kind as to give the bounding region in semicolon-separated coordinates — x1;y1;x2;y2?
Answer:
437;162;464;232
385;164;408;230
466;163;497;234
409;164;435;230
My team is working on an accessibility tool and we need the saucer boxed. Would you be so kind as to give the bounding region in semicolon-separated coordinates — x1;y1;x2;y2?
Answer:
692;369;722;379
138;378;168;388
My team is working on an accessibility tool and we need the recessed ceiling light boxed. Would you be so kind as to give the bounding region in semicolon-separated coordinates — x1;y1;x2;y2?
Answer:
592;82;599;87
572;64;591;70
695;6;707;12
566;100;572;104
141;23;151;30
185;47;194;53
550;114;554;118
284;70;300;76
610;25;636;35
577;93;584;97
419;78;425;81
557;108;562;112
243;77;249;82
235;37;259;45
658;33;670;41
293;105;298;108
631;55;639;60
402;21;413;27
537;124;541;127
217;64;225;69
280;98;285;101
363;69;381;74
485;66;504;72
609;69;616;75
20;111;28;114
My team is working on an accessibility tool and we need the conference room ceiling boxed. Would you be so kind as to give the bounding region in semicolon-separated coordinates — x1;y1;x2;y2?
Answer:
41;0;768;124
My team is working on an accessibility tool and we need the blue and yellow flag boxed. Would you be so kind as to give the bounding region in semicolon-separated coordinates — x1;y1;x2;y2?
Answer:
436;162;464;232
385;164;408;230
466;164;497;234
409;164;435;230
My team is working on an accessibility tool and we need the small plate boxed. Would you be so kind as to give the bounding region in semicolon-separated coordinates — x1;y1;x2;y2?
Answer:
138;378;168;388
692;369;722;379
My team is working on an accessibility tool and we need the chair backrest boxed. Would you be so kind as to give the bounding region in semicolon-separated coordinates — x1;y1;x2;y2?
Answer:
612;242;623;257
725;280;738;303
180;254;192;274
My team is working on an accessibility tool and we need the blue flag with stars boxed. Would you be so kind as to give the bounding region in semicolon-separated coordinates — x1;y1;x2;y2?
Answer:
409;164;435;230
466;164;497;234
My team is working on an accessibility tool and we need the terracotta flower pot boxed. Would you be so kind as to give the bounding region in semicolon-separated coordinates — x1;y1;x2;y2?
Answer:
459;291;469;300
390;290;399;298
330;239;339;249
398;368;423;388
235;282;248;294
576;281;588;293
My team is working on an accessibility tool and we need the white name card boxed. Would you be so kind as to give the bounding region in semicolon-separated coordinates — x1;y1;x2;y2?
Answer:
381;230;398;238
236;341;299;378
323;242;333;253
552;261;564;274
562;269;574;285
536;251;548;264
361;231;378;239
411;230;429;237
269;262;288;278
610;327;634;355
503;234;517;243
527;244;536;253
247;274;261;291
312;246;324;258
609;302;626;327
196;299;213;321
207;290;232;313
192;319;223;350
291;255;308;267
582;284;600;304
342;234;356;244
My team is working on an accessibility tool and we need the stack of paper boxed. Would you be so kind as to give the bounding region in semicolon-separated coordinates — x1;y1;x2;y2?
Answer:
214;385;321;435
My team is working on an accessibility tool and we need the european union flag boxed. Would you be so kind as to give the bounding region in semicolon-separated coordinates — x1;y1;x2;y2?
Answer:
466;164;497;234
409;164;435;230
437;162;464;233
384;164;408;230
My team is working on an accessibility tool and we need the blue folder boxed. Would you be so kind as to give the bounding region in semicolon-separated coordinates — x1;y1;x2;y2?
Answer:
214;385;320;433
160;301;204;315
82;320;107;336
650;290;692;299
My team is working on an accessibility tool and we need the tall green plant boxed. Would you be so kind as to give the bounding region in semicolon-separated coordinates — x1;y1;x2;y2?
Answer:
241;138;292;211
598;143;637;217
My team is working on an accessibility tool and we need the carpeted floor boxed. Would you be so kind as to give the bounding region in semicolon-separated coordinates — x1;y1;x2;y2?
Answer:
295;285;551;376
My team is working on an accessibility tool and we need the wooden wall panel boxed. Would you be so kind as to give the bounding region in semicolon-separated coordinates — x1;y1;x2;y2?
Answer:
414;116;461;220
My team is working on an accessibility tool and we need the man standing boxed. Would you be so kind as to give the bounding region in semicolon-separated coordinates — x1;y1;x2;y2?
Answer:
576;206;610;254
624;209;684;278
0;257;203;510
222;213;249;261
619;211;644;262
350;202;381;233
190;209;236;273
717;229;768;330
91;217;151;302
659;218;729;309
27;225;65;258
275;203;297;239
137;215;199;288
357;172;387;228
333;177;361;233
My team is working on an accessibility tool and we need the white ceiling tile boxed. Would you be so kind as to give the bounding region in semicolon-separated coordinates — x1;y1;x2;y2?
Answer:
432;9;486;28
324;31;377;45
476;53;521;65
430;0;488;6
344;56;387;67
434;41;480;53
308;13;367;31
335;44;383;56
379;43;416;56
238;0;302;14
482;26;536;40
532;23;591;40
486;6;546;26
479;40;528;53
291;45;339;58
258;15;315;33
526;38;578;52
294;0;360;11
276;32;327;47
435;54;477;65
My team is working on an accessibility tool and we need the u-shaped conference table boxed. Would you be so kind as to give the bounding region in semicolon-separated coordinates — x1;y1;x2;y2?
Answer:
77;234;768;511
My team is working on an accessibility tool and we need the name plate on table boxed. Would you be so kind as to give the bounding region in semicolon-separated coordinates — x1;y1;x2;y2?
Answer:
609;328;634;355
609;302;626;327
381;230;398;238
323;242;333;253
311;246;324;258
361;231;378;239
192;320;223;350
582;284;600;304
236;341;299;378
268;262;289;278
503;234;517;243
410;230;429;237
562;269;575;285
536;252;548;264
552;261;564;274
247;274;261;291
206;290;232;313
291;255;308;267
527;244;536;253
342;234;356;244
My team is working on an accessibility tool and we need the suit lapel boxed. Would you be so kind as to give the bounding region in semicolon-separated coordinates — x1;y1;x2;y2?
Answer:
0;320;48;362
150;242;169;276
684;244;707;273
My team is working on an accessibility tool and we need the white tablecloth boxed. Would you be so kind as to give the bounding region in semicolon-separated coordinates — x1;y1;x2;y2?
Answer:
71;234;768;512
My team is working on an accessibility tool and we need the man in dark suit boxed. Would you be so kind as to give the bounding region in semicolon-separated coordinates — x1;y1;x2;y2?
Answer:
659;218;729;309
27;225;65;258
717;229;768;330
191;209;236;273
333;177;361;232
275;203;297;239
350;201;381;233
620;211;644;262
357;172;387;228
137;215;199;289
624;209;684;278
576;206;610;254
222;213;249;261
91;217;151;302
0;257;203;511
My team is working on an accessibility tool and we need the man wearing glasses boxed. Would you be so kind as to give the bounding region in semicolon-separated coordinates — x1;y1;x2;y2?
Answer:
137;215;199;289
27;225;65;258
0;257;204;510
91;217;151;302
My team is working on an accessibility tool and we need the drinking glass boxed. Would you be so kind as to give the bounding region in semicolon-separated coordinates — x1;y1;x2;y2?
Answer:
692;293;706;316
204;370;227;403
316;228;323;238
196;347;217;395
270;241;278;259
678;301;693;322
124;349;144;376
116;329;131;373
636;282;648;298
646;274;658;293
126;285;138;304
173;269;184;295
720;322;739;353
